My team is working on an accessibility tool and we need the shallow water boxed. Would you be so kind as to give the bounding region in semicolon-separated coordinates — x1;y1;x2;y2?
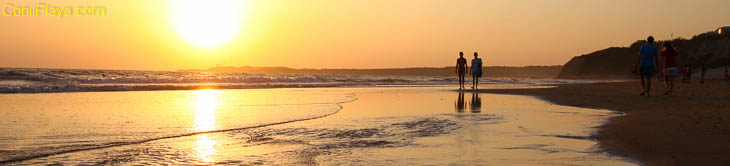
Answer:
0;86;636;165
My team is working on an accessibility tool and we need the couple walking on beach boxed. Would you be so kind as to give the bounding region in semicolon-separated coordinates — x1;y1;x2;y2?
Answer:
456;51;483;90
633;36;680;96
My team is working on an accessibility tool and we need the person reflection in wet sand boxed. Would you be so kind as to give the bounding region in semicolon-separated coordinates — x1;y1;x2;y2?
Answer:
470;92;482;113
455;91;466;113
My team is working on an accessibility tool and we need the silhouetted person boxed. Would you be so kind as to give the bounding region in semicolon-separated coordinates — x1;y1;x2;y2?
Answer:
455;91;466;113
470;92;482;113
660;42;679;96
686;65;693;83
682;65;692;83
471;52;483;90
633;36;659;96
700;63;706;84
678;65;685;83
456;52;468;90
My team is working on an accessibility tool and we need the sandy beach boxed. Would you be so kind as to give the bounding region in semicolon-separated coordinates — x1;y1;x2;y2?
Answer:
476;80;730;166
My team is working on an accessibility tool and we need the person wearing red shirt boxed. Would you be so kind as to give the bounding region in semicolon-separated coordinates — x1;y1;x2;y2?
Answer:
660;42;679;96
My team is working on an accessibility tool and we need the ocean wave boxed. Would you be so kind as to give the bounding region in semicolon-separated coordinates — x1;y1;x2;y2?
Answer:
0;68;611;93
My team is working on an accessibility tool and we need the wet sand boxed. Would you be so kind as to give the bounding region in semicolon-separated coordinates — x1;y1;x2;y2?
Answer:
0;86;636;165
475;81;730;166
275;87;635;165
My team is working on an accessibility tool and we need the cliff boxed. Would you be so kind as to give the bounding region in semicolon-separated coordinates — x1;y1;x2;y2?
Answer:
558;27;730;79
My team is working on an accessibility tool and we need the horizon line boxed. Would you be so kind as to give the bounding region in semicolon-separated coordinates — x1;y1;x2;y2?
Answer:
0;65;564;72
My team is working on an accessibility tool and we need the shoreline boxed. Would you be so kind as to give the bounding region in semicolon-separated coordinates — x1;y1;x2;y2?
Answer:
474;80;730;166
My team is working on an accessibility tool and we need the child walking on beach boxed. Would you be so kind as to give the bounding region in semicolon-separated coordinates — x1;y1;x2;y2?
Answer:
471;52;483;89
456;52;468;90
633;36;659;96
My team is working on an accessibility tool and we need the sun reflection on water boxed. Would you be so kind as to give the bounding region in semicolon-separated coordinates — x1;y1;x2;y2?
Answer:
195;134;218;164
192;89;220;164
194;89;219;132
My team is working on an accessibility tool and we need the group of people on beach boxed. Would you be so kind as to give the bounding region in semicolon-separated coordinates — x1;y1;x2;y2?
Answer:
633;36;680;96
455;51;483;90
452;36;695;96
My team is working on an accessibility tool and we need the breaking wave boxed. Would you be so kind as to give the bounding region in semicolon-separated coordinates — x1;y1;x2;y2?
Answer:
0;68;609;93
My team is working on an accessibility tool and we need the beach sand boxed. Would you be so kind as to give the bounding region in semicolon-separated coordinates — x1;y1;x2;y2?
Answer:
0;86;635;165
475;80;730;166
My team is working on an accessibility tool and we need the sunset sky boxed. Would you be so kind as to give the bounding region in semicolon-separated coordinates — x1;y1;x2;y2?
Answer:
1;0;728;70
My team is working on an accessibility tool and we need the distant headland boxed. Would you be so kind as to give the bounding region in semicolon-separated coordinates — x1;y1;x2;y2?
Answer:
178;66;563;79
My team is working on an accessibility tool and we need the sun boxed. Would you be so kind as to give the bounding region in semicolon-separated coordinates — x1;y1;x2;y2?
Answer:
170;0;246;48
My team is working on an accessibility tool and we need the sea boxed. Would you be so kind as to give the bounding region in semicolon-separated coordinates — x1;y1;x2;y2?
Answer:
0;68;603;93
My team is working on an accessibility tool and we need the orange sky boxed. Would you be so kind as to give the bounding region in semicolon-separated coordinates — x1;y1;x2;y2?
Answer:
0;0;728;70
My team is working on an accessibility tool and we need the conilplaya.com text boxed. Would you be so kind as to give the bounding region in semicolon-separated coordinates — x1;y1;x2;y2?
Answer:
3;3;105;20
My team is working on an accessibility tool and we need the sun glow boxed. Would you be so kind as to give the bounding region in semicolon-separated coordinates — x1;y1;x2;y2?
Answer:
170;0;246;48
